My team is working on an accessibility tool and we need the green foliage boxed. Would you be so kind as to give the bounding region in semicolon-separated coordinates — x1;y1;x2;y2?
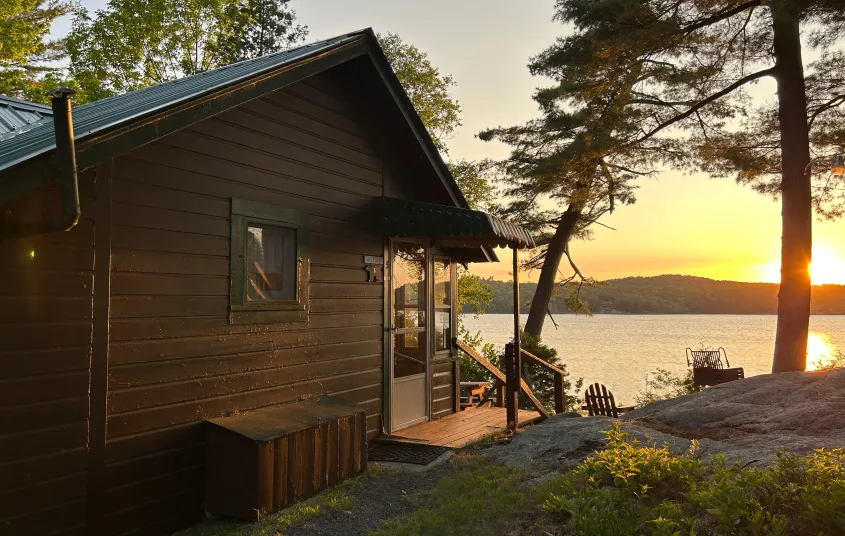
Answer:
216;0;307;64
377;32;461;154
521;332;582;412
542;423;845;536
456;271;492;316
372;454;530;536
66;0;305;102
447;159;498;213
0;0;71;101
636;368;703;407
456;322;502;385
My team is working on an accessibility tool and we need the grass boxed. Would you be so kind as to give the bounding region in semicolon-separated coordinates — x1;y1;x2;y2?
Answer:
176;468;381;536
370;453;534;536
371;423;845;536
539;423;845;536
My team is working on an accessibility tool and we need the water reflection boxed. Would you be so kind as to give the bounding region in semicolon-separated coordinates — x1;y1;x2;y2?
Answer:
805;332;841;371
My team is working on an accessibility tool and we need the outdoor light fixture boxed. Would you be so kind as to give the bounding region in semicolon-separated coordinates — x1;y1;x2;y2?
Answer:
830;154;845;177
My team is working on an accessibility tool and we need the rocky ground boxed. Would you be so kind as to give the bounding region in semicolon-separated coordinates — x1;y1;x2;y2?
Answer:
496;367;845;468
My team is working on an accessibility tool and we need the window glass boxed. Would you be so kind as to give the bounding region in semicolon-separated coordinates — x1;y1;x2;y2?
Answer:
246;224;297;302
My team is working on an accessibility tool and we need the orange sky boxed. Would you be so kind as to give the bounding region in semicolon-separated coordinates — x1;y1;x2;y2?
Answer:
471;169;845;284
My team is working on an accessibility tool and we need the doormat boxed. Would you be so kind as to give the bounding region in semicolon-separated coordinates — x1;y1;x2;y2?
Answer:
368;443;451;465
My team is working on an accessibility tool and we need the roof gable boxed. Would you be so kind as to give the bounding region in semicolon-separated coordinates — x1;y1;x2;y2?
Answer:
0;29;467;210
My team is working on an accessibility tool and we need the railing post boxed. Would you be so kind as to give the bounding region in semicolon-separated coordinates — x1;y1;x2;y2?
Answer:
508;246;521;431
554;372;565;414
496;381;504;408
505;342;519;430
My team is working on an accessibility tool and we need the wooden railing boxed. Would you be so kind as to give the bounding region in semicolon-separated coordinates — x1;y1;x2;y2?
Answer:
518;346;569;414
455;339;569;420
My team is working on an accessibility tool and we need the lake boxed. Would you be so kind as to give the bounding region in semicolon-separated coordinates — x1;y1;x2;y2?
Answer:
460;314;845;406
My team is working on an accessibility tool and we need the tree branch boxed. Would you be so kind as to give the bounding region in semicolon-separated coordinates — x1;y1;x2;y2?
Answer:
808;94;845;128
682;1;762;36
635;67;775;144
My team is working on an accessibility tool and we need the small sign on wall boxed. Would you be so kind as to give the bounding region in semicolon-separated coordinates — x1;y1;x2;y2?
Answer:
363;255;383;282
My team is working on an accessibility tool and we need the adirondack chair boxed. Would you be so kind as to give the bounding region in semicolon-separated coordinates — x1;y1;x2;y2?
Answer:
582;383;635;418
686;347;745;387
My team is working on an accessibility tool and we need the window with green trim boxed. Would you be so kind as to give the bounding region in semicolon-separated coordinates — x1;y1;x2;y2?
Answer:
230;198;309;324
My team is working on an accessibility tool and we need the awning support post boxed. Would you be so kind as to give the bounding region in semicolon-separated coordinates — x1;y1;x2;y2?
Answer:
505;246;521;431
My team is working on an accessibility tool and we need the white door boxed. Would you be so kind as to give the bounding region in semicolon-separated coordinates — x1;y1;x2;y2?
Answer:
390;242;429;430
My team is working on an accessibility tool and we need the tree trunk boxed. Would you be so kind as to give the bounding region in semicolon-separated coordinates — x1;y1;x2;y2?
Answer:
524;204;582;338
771;5;812;373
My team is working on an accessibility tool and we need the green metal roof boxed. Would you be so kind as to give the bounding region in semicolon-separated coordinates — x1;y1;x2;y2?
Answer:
381;197;536;251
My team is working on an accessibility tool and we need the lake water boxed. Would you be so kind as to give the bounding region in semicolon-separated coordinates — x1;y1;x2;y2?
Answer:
461;314;845;406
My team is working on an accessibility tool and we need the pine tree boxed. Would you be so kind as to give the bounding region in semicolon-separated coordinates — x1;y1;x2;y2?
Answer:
487;0;845;372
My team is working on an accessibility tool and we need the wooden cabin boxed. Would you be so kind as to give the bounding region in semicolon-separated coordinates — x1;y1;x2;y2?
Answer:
0;29;533;536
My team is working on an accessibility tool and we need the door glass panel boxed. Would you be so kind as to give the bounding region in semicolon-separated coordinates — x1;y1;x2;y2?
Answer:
434;259;451;352
434;259;451;306
434;311;450;351
393;244;426;329
394;331;427;378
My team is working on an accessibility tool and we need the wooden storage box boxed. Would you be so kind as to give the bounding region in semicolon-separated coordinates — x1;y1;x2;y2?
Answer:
205;396;367;520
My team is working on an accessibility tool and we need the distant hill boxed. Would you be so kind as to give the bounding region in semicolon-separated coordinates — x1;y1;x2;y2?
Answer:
470;275;845;315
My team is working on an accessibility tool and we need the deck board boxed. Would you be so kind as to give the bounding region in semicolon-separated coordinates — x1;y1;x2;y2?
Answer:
389;407;541;448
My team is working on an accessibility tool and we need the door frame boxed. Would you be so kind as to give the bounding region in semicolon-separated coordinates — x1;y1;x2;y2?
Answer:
385;238;432;432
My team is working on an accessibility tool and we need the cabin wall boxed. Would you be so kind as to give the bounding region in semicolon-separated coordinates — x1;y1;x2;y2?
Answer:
0;170;97;536
102;75;388;535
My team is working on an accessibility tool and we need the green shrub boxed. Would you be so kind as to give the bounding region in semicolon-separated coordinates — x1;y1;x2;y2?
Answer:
520;332;583;413
635;368;703;407
542;423;845;535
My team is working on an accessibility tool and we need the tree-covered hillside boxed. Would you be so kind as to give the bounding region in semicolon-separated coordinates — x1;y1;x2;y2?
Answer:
470;275;845;315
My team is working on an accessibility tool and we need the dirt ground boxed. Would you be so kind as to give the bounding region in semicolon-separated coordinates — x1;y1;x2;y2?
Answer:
282;462;450;536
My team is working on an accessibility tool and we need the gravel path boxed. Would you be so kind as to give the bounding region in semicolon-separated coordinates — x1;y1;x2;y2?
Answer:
283;463;450;536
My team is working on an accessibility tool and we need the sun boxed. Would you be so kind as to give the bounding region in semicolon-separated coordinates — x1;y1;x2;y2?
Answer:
810;248;845;285
761;246;845;285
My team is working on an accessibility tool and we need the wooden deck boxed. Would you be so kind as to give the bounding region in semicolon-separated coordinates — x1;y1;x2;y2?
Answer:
387;407;542;448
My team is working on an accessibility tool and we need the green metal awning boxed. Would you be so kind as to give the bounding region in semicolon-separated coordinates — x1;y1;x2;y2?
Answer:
381;197;536;257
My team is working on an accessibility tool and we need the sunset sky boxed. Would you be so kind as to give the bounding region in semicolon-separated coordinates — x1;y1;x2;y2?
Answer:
63;0;845;284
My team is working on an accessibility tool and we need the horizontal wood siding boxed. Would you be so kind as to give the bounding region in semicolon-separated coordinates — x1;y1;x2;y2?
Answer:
103;76;386;535
0;171;96;536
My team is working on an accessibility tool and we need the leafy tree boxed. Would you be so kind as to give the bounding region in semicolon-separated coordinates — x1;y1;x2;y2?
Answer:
487;0;845;372
217;0;307;64
448;159;497;213
377;32;461;154
66;0;306;103
1;0;71;102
